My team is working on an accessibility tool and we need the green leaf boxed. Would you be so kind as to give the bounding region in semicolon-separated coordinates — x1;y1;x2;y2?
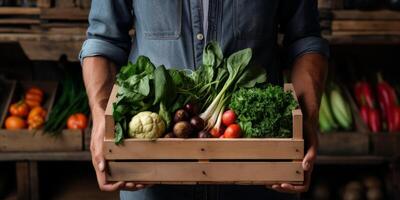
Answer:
138;76;151;96
202;41;223;68
115;122;124;144
235;65;267;89
227;48;252;81
159;102;172;128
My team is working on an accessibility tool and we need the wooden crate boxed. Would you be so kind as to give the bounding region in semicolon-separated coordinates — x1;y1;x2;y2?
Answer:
104;84;304;184
318;132;370;155
0;81;84;152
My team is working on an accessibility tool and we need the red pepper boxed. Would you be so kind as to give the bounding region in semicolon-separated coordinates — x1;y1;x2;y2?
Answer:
368;108;381;133
388;106;400;132
354;81;375;108
360;106;369;126
377;73;398;131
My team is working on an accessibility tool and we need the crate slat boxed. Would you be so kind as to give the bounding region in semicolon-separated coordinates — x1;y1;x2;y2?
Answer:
107;161;303;183
0;130;82;152
104;138;304;160
0;7;40;15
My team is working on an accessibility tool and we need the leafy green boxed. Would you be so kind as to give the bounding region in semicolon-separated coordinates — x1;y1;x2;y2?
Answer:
113;56;196;144
229;86;298;138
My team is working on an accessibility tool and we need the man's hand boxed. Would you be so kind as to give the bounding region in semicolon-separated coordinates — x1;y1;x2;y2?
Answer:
83;56;151;192
268;53;327;193
90;114;148;191
268;120;318;193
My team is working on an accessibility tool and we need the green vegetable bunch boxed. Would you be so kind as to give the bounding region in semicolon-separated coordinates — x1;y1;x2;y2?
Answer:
229;86;298;138
113;57;197;144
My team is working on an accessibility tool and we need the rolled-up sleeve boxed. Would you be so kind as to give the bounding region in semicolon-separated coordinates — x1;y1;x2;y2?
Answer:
279;0;329;64
79;0;133;66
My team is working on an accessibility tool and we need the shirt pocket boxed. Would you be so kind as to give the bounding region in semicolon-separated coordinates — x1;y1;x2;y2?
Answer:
233;0;278;41
135;0;182;40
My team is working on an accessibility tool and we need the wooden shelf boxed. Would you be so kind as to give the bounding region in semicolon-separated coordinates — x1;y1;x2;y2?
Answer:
0;7;40;15
0;151;91;161
324;34;400;45
316;155;390;165
333;10;400;20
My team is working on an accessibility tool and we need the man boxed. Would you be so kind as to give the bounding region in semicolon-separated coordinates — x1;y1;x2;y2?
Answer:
80;1;328;199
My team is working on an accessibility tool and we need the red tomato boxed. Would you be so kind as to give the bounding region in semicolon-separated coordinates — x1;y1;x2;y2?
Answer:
224;124;241;138
67;113;88;130
222;110;237;126
9;101;30;117
210;128;222;138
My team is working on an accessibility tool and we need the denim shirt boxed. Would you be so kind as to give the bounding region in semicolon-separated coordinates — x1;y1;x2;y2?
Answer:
80;0;329;84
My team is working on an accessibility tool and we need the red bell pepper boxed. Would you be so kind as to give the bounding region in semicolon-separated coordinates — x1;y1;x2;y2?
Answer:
360;106;369;126
354;81;375;108
377;73;398;132
368;108;381;133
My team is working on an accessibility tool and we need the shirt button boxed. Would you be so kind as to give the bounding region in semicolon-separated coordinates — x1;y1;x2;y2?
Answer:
196;33;204;41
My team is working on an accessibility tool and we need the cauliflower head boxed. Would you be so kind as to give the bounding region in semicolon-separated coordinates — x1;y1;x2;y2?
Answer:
128;111;166;139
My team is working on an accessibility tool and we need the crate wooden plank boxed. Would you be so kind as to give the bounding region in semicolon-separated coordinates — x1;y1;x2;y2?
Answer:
0;129;83;152
0;19;40;25
107;162;303;183
0;7;40;15
38;0;51;8
40;8;88;20
371;134;400;157
104;138;304;160
333;10;400;20
332;21;400;31
332;31;400;36
318;133;369;155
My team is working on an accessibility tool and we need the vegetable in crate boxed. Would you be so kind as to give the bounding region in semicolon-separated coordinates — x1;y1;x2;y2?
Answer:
25;87;44;108
128;111;165;139
9;101;29;118
5;116;26;129
377;73;400;132
113;42;267;143
27;106;47;130
67;113;88;130
113;56;197;143
44;66;89;135
319;93;338;132
229;86;298;138
330;85;353;130
196;42;267;135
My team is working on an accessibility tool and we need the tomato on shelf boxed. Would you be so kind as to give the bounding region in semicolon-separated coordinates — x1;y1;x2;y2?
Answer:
25;87;44;108
5;116;27;130
27;106;47;130
9;101;29;117
67;113;88;130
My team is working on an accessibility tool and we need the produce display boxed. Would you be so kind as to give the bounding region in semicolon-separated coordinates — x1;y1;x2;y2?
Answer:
4;87;47;130
112;42;298;143
319;84;354;132
44;69;89;134
319;72;400;134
